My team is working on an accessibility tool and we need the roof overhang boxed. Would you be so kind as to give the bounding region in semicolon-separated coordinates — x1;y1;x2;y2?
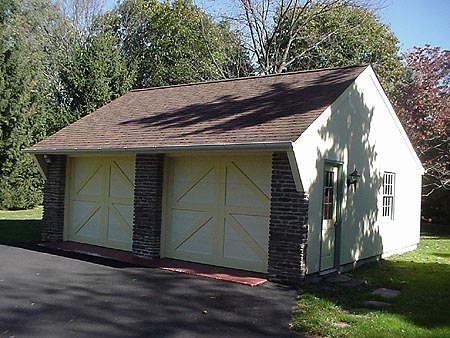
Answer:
24;142;305;192
23;141;293;155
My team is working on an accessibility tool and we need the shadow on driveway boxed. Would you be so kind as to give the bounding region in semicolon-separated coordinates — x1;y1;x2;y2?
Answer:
0;244;301;338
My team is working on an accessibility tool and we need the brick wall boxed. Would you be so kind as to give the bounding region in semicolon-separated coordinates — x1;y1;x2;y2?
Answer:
132;154;164;258
42;155;66;242
268;152;309;285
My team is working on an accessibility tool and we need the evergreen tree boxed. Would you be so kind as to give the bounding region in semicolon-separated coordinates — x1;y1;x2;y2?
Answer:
58;31;136;123
0;2;47;209
0;0;135;209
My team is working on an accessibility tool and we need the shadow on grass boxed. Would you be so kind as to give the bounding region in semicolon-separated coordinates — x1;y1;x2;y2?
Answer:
298;259;450;332
0;220;42;243
296;225;450;334
355;260;450;328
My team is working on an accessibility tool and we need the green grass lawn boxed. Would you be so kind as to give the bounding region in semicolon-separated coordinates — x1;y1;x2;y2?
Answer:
0;206;43;242
291;223;450;338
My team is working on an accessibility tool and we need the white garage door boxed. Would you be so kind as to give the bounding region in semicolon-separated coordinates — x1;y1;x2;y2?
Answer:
67;157;135;251
164;155;271;273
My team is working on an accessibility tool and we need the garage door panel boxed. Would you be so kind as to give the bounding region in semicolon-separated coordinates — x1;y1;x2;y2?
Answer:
225;215;267;262
177;218;215;256
109;161;134;198
176;168;216;205
224;220;262;263
172;157;212;177
111;203;133;228
71;201;100;233
73;160;102;196
171;210;213;249
172;159;214;198
68;157;134;251
230;158;272;198
230;214;269;253
73;203;101;238
114;159;135;180
225;163;270;209
165;155;271;273
107;205;132;242
76;166;103;197
225;168;268;209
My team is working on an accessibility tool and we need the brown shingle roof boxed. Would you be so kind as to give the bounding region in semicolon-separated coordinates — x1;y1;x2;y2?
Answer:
28;65;367;152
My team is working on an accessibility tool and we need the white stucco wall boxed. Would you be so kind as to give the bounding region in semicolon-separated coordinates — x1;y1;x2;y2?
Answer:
292;66;423;274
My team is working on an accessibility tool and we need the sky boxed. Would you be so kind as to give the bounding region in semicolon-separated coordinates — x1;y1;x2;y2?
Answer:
379;0;450;52
105;0;450;52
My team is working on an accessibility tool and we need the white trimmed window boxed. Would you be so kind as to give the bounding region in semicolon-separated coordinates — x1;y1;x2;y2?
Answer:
382;172;395;220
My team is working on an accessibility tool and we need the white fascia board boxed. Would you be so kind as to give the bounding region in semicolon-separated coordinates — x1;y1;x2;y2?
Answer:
30;153;47;179
286;148;305;192
23;141;292;155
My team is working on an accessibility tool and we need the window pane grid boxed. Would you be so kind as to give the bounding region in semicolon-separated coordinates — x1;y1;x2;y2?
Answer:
382;172;395;220
323;171;334;220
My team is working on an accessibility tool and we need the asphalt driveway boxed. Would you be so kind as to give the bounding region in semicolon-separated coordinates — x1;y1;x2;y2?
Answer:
0;244;301;338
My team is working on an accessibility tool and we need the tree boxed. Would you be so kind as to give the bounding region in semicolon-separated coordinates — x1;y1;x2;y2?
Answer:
394;46;450;198
57;30;136;125
59;0;105;37
236;0;404;95
0;0;139;209
0;0;52;209
280;1;404;95
237;0;357;74
0;0;128;209
106;0;251;88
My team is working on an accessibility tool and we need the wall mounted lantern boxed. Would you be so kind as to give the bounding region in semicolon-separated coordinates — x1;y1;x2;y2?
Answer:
347;168;361;188
43;154;51;164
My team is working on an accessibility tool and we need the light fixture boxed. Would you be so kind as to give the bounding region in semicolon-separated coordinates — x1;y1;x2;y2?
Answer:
347;168;361;188
43;155;51;164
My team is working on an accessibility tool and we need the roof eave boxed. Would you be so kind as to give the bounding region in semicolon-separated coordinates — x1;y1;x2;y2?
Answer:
23;141;293;155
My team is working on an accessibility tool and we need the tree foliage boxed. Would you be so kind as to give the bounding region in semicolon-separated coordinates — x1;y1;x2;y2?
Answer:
393;46;450;196
0;0;56;209
280;1;404;95
106;0;251;88
239;0;343;74
58;31;135;125
236;0;404;95
0;0;134;209
0;39;44;209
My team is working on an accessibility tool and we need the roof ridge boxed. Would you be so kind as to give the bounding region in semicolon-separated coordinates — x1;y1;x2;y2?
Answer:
130;64;368;93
